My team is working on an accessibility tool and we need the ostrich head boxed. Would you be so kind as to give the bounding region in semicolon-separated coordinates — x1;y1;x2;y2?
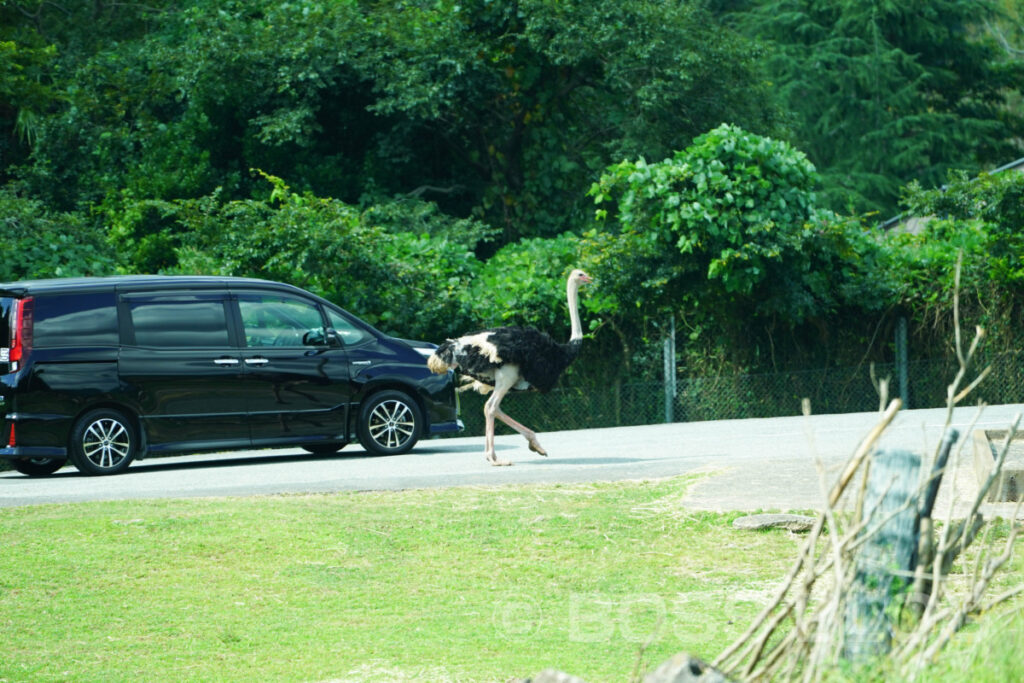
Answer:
569;269;593;287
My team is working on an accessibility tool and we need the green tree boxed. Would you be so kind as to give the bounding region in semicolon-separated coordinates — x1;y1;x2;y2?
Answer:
585;124;885;372
0;35;58;183
9;0;776;250
588;124;854;320
0;187;116;282
884;168;1024;355
16;0;371;211
464;234;587;331
165;174;491;341
723;0;1024;215
364;0;778;242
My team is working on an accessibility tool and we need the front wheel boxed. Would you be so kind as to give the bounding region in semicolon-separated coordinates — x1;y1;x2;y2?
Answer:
69;409;138;475
10;457;65;477
357;390;422;455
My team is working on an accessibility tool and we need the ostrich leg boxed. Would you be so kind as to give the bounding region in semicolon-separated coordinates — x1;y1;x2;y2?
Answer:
483;389;511;466
495;410;546;456
483;366;546;465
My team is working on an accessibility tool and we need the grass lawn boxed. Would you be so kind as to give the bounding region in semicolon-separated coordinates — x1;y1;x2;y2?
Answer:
0;475;1020;682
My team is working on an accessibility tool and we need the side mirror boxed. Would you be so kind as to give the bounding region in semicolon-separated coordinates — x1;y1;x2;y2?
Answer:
324;328;344;348
302;328;332;347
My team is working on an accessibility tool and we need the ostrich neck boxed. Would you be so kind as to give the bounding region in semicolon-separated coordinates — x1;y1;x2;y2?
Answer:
567;278;583;343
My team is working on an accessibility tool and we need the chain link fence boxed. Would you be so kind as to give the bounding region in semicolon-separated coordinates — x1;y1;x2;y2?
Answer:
454;352;1024;437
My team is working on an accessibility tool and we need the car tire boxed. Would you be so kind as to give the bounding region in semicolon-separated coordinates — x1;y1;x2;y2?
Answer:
357;390;422;456
68;409;138;476
10;457;65;477
301;443;346;456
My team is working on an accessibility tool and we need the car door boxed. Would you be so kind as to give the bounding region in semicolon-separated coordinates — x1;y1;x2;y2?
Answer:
117;290;252;451
234;292;351;444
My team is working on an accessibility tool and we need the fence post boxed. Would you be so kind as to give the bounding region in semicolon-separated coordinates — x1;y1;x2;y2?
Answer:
843;448;921;661
896;316;909;408
664;314;676;423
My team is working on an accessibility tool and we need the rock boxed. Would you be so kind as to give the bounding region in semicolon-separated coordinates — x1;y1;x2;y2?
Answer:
732;513;816;532
643;653;734;683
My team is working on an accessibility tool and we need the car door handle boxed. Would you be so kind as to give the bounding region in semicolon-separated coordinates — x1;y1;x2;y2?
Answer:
245;357;269;366
213;358;240;366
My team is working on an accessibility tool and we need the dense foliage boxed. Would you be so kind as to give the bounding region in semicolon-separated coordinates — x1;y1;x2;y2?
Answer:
3;0;777;239
582;124;893;374
588;125;838;318
718;0;1024;216
0;188;115;282
885;169;1024;354
2;0;1024;388
159;173;493;338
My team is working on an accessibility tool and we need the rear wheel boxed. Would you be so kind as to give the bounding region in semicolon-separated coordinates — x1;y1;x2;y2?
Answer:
10;457;65;477
69;409;138;475
357;390;422;455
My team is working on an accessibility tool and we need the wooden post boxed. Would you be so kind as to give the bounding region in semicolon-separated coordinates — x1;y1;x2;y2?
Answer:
909;428;959;619
613;376;622;426
895;316;909;408
843;448;921;661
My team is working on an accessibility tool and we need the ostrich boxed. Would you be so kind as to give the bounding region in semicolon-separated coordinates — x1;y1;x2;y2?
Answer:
427;269;592;466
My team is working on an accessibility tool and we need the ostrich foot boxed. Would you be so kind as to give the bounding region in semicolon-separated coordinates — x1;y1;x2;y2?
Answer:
486;452;513;467
528;439;547;457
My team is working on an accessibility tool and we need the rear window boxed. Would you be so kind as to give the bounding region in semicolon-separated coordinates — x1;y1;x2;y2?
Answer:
128;299;231;348
33;292;119;347
0;297;13;371
0;297;12;349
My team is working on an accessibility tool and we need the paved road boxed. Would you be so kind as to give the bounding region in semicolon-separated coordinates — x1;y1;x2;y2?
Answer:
2;403;1022;511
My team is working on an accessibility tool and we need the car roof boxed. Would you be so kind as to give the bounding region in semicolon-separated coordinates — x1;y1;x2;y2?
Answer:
0;274;411;348
0;275;293;297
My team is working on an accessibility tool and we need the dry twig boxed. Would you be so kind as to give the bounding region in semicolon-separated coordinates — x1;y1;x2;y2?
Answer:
712;253;1023;682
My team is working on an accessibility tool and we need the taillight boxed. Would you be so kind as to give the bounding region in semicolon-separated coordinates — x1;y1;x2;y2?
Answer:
9;297;33;372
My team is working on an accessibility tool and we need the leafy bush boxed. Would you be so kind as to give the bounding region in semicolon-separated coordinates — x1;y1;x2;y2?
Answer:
584;124;887;358
464;234;586;331
880;169;1024;355
166;174;489;340
0;188;116;282
589;124;834;317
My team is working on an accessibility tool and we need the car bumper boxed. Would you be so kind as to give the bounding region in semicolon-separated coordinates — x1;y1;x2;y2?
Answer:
429;418;464;436
1;446;67;460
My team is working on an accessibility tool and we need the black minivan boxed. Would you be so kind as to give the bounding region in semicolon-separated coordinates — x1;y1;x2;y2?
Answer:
0;275;462;476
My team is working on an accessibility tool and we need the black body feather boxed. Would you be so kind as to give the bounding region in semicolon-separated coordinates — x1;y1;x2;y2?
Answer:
433;325;582;393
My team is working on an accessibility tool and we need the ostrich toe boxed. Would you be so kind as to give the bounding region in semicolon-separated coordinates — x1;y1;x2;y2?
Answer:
486;452;513;467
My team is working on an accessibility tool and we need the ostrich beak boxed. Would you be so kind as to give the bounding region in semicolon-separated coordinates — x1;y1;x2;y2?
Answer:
580;272;593;285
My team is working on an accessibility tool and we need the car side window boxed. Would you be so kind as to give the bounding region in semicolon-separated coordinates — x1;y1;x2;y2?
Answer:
326;308;372;346
239;296;326;347
128;299;231;348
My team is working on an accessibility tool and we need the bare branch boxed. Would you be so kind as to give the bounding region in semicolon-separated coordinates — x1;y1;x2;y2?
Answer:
830;398;902;507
